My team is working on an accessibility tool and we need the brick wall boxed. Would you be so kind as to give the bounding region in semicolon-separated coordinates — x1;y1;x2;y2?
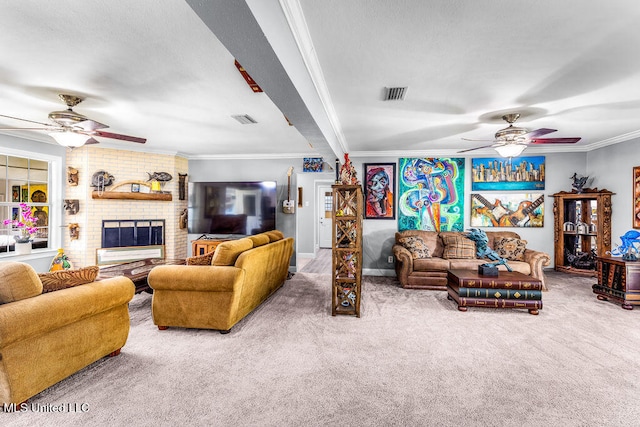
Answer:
65;146;188;267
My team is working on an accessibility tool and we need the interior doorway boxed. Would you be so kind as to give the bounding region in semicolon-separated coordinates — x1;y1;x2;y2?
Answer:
318;185;333;248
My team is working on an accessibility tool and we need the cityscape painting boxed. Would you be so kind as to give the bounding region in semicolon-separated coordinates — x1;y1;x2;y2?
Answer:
471;156;545;191
470;193;544;228
398;157;465;232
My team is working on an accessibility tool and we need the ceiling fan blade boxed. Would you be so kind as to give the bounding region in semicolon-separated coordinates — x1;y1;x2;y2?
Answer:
530;137;581;144
458;143;500;153
522;128;557;139
462;137;494;142
0;126;60;131
75;119;109;131
90;130;146;144
0;114;57;128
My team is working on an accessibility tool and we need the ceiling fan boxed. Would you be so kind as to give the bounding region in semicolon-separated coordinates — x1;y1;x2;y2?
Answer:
0;94;146;147
458;113;581;157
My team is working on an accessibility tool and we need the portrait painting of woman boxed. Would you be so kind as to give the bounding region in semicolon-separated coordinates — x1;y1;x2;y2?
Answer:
364;163;395;219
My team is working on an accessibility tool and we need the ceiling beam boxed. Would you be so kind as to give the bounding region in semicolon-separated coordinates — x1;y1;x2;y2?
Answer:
186;0;343;162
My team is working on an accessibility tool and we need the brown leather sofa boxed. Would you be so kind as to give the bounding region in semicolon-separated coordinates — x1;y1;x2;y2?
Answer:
0;261;135;405
148;230;294;333
392;230;551;291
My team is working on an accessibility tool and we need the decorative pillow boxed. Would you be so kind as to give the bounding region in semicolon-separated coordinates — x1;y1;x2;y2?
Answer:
38;265;99;293
186;251;215;266
494;238;527;261
442;235;476;259
398;236;431;259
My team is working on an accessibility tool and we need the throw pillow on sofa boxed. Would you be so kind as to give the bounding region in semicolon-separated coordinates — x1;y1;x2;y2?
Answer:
494;237;527;261
186;251;215;266
38;265;99;293
398;236;431;259
442;235;476;259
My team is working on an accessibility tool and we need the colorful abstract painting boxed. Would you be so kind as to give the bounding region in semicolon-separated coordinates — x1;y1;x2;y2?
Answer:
471;156;545;191
398;157;465;231
634;166;640;229
470;193;544;228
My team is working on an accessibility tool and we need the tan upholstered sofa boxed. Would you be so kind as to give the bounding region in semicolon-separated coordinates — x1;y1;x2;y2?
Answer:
392;230;551;291
148;230;294;333
0;261;135;405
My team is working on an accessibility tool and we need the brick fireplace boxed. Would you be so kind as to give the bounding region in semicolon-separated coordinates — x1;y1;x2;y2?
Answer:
65;146;188;267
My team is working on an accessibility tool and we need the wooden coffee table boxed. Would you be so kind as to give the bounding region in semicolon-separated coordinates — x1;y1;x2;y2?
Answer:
97;258;185;293
446;269;543;315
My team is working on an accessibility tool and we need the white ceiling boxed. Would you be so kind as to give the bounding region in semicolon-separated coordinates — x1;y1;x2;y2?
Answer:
1;0;639;160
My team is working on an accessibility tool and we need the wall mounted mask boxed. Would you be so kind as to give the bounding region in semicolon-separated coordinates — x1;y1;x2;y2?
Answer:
68;223;80;240
67;166;79;186
64;199;80;215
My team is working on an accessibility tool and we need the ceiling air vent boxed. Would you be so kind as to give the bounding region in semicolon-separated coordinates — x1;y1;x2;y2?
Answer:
231;114;258;124
383;86;407;101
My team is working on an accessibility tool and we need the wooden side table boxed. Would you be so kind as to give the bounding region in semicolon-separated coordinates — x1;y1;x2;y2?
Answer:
593;256;640;310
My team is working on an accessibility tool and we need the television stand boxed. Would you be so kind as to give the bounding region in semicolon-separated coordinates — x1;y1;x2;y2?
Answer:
191;238;231;256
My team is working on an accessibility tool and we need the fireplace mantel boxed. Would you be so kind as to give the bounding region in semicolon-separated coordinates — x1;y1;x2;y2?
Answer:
92;191;172;201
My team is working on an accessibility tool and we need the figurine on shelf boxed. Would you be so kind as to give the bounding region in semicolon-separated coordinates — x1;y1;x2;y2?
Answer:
608;230;640;261
49;248;73;271
570;172;591;193
339;153;360;185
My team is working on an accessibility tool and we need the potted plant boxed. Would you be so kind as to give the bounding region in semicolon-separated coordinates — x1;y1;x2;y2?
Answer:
3;203;39;254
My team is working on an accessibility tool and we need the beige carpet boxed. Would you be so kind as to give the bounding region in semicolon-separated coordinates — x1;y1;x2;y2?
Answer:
5;271;640;426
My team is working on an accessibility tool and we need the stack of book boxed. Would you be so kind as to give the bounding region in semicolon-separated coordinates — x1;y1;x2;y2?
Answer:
447;269;543;314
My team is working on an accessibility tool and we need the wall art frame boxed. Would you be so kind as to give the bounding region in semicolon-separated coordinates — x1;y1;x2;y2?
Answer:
398;157;465;232
363;163;396;219
303;157;323;172
634;166;640;228
11;185;20;202
471;156;545;191
470;193;544;228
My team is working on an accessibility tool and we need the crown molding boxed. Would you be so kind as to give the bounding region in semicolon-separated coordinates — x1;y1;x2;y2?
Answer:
186;151;315;161
588;129;640;150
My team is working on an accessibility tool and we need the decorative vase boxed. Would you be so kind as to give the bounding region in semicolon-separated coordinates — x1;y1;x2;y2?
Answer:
15;241;32;255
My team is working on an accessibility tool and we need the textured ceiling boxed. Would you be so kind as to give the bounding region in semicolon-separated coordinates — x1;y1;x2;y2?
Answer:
1;0;639;160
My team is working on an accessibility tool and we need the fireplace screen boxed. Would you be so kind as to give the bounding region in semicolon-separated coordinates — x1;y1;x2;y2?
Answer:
102;219;165;248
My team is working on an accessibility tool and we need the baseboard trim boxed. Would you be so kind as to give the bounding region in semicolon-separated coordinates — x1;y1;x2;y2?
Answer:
363;268;396;277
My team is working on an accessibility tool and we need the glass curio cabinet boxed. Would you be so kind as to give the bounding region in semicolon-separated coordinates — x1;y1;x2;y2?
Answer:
552;189;613;276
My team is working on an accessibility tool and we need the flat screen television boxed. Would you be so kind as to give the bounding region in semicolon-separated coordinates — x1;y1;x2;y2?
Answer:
188;181;277;237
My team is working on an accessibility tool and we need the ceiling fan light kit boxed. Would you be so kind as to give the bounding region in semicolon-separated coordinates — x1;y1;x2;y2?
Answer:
494;143;527;158
48;131;91;147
